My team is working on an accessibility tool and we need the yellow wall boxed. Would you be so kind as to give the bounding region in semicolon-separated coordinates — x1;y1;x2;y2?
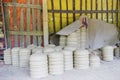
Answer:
47;0;120;34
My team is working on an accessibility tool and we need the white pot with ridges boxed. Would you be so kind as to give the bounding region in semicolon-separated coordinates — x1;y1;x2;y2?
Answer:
74;49;89;69
4;48;12;65
48;51;64;75
30;53;48;78
89;53;100;68
62;50;73;70
19;48;31;67
11;47;20;67
102;46;114;61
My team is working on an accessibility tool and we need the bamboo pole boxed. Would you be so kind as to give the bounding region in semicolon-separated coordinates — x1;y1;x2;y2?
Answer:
43;0;49;46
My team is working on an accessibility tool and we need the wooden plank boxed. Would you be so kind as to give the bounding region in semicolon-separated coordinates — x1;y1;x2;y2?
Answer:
32;0;37;46
101;0;103;20
8;31;43;36
51;0;56;33
26;0;31;46
106;0;108;22
37;0;42;46
112;0;114;23
116;0;118;27
118;0;120;39
80;0;82;15
37;0;41;31
59;0;62;29
73;0;75;21
96;0;98;19
1;1;7;49
66;0;69;25
85;0;87;15
118;0;120;40
4;2;42;9
90;0;93;18
4;6;11;48
13;0;18;47
48;10;118;13
43;0;49;46
20;9;24;47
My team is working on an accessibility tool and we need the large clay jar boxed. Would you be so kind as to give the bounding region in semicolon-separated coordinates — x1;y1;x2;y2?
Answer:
30;54;48;78
11;47;20;67
48;52;64;75
89;54;100;68
62;50;73;70
19;48;31;67
59;35;67;46
102;46;114;61
4;48;12;65
80;27;87;49
74;49;89;69
67;32;78;47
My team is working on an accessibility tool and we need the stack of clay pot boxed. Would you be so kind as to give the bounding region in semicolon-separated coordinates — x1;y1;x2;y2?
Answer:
62;50;73;70
32;46;43;54
114;47;120;57
76;29;81;48
30;54;48;78
59;35;67;46
48;52;64;75
4;48;12;64
67;32;78;47
102;46;114;61
19;48;31;67
74;49;89;69
11;47;20;66
80;27;87;49
89;53;100;68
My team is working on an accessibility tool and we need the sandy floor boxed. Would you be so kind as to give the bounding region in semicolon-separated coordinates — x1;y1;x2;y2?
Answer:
0;58;120;80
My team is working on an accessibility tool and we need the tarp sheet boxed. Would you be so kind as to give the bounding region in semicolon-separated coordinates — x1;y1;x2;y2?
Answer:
88;19;118;49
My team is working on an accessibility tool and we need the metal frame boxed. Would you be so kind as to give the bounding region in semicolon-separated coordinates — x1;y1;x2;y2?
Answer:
48;0;120;34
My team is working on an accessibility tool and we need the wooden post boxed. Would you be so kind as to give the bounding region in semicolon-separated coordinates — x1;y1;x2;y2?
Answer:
43;0;49;46
1;0;8;48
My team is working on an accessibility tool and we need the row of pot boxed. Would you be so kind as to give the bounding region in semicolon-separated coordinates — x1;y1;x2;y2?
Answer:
29;48;101;79
4;44;120;79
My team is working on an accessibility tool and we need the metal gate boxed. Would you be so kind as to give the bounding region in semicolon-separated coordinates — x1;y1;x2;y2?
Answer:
48;0;120;38
2;0;43;48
